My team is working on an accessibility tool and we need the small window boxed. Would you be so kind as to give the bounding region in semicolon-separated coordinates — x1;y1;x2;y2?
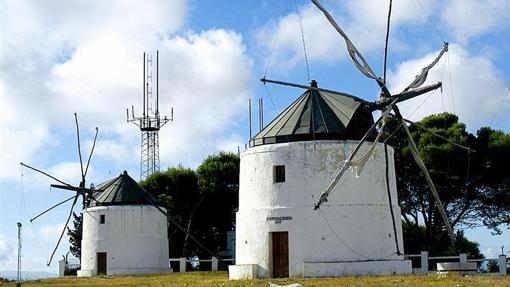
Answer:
100;214;105;224
273;165;285;183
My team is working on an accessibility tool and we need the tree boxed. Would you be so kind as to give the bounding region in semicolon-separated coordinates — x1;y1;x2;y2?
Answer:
141;166;201;257
194;152;240;258
140;152;240;261
384;112;510;255
402;222;482;259
67;212;82;260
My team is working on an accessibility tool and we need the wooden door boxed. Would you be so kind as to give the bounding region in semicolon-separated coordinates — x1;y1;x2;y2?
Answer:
271;232;289;278
97;252;107;275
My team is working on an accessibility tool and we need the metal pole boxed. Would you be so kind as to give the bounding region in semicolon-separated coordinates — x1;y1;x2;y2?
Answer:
156;50;159;116
260;77;374;107
258;98;262;132
261;97;264;129
248;98;252;139
16;222;22;287
143;52;146;119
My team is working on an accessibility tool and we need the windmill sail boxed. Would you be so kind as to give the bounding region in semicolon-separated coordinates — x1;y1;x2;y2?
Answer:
404;43;448;91
308;0;456;242
20;114;99;266
393;107;455;241
310;0;379;82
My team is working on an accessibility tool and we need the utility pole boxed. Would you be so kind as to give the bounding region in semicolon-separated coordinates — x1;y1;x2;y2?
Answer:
127;51;173;180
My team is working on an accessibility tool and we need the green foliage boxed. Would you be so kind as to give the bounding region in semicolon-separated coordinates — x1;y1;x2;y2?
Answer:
142;166;201;218
486;260;500;273
141;166;201;257
139;153;240;260
194;152;240;258
0;277;11;283
402;222;482;258
384;112;510;255
67;212;82;260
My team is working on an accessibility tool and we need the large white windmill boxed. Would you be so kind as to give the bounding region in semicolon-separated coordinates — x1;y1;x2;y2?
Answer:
229;0;454;279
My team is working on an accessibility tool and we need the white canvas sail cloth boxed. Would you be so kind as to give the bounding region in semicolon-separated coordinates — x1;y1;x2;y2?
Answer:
309;0;379;81
346;126;385;177
404;43;448;91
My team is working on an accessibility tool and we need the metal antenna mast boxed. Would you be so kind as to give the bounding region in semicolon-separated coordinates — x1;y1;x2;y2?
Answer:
128;51;173;180
16;222;22;287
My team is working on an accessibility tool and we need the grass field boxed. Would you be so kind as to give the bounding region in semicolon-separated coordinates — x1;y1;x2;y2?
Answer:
1;271;509;287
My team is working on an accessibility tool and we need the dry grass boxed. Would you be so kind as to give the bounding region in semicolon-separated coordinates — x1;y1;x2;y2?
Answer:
1;271;509;287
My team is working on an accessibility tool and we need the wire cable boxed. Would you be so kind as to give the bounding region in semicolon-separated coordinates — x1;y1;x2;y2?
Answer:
318;208;398;260
416;0;445;42
447;52;456;113
263;0;291;78
464;149;471;202
98;133;113;175
20;171;48;264
263;82;280;117
489;88;510;127
295;0;310;81
402;118;473;152
440;55;447;112
384;143;401;255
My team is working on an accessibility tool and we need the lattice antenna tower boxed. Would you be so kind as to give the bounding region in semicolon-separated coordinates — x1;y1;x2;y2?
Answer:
127;51;173;180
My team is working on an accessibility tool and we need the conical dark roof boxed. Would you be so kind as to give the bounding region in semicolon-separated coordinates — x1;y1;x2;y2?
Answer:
90;170;155;206
250;83;374;147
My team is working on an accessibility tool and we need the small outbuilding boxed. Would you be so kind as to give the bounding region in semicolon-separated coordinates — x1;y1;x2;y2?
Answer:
229;84;411;279
77;171;169;276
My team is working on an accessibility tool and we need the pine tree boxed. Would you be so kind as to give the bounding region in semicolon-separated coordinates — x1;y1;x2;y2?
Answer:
67;212;82;260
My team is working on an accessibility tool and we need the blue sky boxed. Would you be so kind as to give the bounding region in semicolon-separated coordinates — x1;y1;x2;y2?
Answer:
1;0;509;273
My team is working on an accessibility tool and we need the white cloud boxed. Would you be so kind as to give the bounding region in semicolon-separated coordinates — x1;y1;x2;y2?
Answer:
441;0;509;43
91;138;136;168
0;0;187;181
39;223;65;243
388;44;508;131
0;124;55;179
255;4;343;72
0;235;13;262
0;0;186;125
343;0;436;51
0;0;253;179
216;134;245;154
49;162;89;185
255;0;437;72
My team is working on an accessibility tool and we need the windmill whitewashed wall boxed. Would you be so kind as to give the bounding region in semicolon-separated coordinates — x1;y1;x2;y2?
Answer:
229;87;411;279
77;171;170;276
